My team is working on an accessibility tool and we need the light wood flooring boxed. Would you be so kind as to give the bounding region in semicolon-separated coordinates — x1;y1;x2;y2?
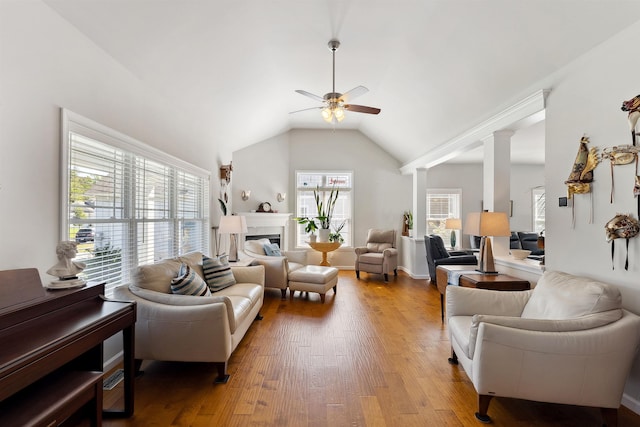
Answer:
103;271;640;426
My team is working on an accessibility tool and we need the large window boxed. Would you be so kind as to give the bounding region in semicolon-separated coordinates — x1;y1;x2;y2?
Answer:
61;110;210;295
426;188;461;244
295;171;353;247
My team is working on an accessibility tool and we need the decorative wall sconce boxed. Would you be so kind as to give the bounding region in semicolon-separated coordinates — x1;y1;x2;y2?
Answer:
277;192;286;202
241;190;251;201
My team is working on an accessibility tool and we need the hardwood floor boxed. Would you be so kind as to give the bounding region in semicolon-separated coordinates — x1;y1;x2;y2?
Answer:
104;271;640;426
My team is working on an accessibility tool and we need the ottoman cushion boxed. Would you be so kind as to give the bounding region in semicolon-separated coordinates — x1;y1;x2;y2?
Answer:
288;265;338;283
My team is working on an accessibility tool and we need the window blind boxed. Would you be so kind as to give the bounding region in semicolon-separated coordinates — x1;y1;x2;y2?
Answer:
62;110;210;295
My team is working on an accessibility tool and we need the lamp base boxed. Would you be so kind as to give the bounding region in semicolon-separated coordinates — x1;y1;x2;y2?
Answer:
477;236;497;274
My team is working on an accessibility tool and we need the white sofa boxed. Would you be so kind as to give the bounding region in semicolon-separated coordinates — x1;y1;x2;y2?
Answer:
243;238;308;298
447;270;640;426
112;251;265;383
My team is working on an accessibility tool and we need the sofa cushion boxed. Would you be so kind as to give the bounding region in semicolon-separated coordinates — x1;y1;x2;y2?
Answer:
263;242;282;256
521;271;622;320
132;258;182;294
245;238;271;256
203;254;236;292
178;251;205;280
171;263;211;296
467;310;623;358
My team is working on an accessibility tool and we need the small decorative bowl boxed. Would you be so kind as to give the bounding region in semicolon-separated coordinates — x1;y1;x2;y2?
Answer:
511;249;531;260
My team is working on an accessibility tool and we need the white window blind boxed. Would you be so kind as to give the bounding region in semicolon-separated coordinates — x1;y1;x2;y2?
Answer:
426;188;461;243
61;110;210;295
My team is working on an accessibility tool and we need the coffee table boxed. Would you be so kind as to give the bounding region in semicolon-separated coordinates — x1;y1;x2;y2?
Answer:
307;241;341;266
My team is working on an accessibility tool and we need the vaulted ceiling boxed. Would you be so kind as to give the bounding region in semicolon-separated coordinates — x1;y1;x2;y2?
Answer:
43;0;640;166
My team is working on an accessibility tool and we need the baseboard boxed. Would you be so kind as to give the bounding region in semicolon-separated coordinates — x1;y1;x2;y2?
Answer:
622;393;640;415
104;350;124;373
398;266;429;280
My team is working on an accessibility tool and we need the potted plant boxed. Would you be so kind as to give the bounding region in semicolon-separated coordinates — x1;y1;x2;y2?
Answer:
314;185;339;242
329;220;346;243
295;216;319;242
403;211;413;237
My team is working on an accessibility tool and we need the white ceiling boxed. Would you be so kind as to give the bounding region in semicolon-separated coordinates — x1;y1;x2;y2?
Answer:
43;1;640;166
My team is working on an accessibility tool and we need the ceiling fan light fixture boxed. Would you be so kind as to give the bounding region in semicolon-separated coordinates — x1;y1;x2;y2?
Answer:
334;106;345;122
321;107;333;123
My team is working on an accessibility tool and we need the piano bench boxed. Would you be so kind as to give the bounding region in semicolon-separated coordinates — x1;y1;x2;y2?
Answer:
0;370;103;427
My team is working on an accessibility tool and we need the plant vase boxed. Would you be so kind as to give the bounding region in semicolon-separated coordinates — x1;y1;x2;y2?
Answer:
318;229;330;242
309;233;317;243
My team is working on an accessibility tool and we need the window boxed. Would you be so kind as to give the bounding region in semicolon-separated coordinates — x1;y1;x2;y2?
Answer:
532;187;545;233
426;188;461;244
295;171;353;247
61;110;210;296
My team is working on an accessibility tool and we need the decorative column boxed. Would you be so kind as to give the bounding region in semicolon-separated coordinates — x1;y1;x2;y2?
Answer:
413;168;428;239
482;130;513;256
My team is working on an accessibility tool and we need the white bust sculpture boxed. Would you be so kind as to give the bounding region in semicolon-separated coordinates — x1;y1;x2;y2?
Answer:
46;241;86;279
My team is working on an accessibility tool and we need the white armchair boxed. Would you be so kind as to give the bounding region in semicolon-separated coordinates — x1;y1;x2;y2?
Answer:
446;270;640;426
354;229;398;282
243;238;307;299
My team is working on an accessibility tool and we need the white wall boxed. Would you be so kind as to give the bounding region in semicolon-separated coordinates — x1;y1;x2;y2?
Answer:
233;129;412;267
544;20;640;409
0;1;220;279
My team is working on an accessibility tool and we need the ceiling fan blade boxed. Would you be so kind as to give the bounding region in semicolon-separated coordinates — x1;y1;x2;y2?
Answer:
295;90;325;103
289;106;323;114
340;86;369;103
345;104;381;115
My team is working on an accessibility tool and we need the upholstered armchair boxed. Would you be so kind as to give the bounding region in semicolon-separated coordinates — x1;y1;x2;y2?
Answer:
446;271;640;425
354;229;398;282
242;238;307;299
424;234;477;285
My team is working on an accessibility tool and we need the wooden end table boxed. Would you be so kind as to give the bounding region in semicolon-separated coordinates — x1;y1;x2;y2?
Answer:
307;241;341;266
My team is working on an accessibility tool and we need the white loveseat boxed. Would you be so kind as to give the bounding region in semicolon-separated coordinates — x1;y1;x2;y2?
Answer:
447;270;640;426
112;252;265;383
243;238;308;298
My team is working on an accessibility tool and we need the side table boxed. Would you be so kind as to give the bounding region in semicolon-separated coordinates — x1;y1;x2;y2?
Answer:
307;241;341;266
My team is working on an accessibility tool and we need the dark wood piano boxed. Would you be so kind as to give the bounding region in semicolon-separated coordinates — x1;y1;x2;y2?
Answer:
0;268;136;426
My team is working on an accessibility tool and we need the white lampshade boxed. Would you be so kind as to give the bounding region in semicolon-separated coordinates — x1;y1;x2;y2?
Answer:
444;218;462;230
463;212;510;237
218;215;248;234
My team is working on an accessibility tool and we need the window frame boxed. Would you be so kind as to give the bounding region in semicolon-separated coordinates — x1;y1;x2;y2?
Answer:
426;188;462;245
294;170;354;248
61;109;210;295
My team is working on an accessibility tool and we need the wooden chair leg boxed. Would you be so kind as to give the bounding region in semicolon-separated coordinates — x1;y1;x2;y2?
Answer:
280;288;287;300
475;394;493;423
356;270;360;279
384;273;389;282
601;407;618;427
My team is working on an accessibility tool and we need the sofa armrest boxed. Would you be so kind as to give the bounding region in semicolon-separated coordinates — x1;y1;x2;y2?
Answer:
446;286;532;319
383;247;398;258
283;250;308;265
242;255;287;289
231;265;265;286
354;246;369;256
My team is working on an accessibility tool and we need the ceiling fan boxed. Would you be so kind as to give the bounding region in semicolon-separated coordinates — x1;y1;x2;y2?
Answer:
291;39;381;124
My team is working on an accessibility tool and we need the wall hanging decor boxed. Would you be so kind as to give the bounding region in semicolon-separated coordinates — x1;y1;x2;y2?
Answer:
565;135;599;226
600;145;640;207
605;213;639;270
621;94;640;146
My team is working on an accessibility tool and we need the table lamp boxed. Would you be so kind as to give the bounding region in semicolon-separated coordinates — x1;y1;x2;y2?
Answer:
444;218;461;249
463;211;510;274
218;215;247;262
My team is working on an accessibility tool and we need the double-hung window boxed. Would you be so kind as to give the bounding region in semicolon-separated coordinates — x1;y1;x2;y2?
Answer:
532;187;545;233
61;110;210;296
295;171;353;247
426;188;462;244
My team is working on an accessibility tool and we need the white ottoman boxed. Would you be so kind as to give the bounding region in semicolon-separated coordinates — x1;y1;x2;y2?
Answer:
288;265;338;303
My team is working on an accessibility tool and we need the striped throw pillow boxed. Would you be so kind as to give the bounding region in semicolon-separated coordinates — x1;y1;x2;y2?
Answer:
171;263;211;296
203;254;236;292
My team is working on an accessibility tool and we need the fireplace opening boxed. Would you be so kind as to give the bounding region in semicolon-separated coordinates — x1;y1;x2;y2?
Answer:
245;234;281;247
